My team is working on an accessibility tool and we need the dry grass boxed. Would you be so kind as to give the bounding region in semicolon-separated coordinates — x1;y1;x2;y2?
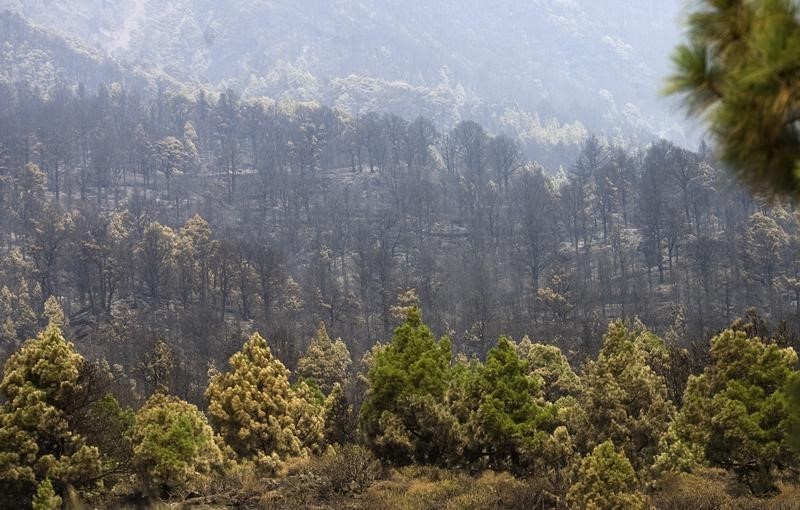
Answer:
132;460;800;510
355;466;555;510
651;469;800;510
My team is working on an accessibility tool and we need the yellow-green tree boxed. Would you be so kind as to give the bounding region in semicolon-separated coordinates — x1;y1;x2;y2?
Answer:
42;296;68;330
292;380;326;454
131;391;223;498
522;340;582;401
580;321;674;470
0;277;37;348
567;440;649;510
205;333;323;474
31;479;61;510
296;323;352;394
0;326;102;506
672;328;799;494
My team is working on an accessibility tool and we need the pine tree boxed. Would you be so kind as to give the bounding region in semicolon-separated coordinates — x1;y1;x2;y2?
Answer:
85;393;135;476
155;136;189;190
651;423;704;478
516;335;533;359
205;332;323;474
139;340;175;393
741;213;790;312
673;328;799;493
667;0;800;195
42;295;68;330
176;214;216;304
580;321;675;470
8;279;39;344
0;326;102;506
0;286;17;345
360;307;463;465
788;372;800;457
567;440;649;510
524;342;582;401
464;336;557;472
12;163;45;235
296;323;352;394
291;380;326;455
323;383;355;445
131;391;223;497
389;288;421;324
17;280;38;336
135;222;176;301
31;479;61;510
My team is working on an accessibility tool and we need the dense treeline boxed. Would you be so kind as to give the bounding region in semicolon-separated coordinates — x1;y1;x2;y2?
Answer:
2;80;800;395
0;307;798;508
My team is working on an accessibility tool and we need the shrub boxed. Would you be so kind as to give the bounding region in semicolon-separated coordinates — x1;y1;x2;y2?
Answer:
358;466;554;510
567;440;649;510
131;391;223;498
31;479;61;510
312;445;383;496
650;469;733;510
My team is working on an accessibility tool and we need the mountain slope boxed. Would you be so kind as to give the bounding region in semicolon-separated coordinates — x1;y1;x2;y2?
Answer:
0;9;183;98
2;0;692;155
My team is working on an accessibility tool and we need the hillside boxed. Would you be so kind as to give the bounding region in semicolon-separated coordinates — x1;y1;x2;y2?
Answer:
0;78;799;508
3;2;800;508
1;0;692;161
1;10;180;95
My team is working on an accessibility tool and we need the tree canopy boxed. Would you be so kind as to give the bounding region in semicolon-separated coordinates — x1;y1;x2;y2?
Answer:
672;328;799;493
205;332;324;474
0;326;102;507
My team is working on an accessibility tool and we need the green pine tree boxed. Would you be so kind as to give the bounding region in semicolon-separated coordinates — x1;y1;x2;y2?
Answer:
672;328;799;494
360;307;464;465
464;336;557;472
788;372;800;456
323;383;355;445
667;0;800;195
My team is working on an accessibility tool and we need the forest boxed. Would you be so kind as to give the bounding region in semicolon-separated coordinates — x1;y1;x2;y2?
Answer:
0;77;798;509
1;0;800;509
